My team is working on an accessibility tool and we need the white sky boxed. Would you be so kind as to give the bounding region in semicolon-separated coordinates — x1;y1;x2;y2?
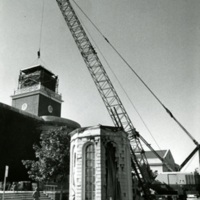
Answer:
0;0;200;172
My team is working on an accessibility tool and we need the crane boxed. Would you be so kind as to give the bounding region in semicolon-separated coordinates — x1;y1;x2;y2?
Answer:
55;0;174;198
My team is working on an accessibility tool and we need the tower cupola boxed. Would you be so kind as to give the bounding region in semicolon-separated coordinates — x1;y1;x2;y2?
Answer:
11;65;63;117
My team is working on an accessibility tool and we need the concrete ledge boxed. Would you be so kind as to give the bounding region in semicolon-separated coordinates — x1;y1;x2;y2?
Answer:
41;115;81;129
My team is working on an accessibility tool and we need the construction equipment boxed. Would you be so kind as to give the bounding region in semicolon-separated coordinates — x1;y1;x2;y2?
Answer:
55;0;162;198
54;1;200;199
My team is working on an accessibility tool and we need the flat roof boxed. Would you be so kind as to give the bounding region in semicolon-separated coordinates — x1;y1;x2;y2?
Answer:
20;65;55;76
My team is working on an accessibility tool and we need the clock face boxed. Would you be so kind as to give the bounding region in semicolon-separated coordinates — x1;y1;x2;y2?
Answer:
21;103;27;111
48;105;53;113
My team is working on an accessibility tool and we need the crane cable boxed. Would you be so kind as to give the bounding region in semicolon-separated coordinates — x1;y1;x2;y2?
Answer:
27;0;45;67
38;0;45;59
31;0;54;72
72;0;198;147
73;2;162;151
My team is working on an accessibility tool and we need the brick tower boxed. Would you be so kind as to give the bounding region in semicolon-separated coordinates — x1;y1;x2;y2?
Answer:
69;125;133;200
11;65;62;117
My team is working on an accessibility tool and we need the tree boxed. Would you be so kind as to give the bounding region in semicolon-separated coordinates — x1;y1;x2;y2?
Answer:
22;127;70;199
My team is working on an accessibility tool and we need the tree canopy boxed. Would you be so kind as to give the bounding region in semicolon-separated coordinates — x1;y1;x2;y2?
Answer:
22;127;70;183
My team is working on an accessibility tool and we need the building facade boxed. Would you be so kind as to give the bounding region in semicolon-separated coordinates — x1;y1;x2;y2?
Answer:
11;65;62;117
69;125;133;200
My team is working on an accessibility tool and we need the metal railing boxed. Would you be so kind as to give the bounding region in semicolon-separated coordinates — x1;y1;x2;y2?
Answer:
14;83;62;101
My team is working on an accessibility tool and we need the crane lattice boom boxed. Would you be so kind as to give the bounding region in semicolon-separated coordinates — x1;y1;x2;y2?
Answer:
56;0;155;196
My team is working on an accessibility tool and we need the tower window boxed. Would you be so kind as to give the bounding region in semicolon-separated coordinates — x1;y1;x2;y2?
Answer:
85;144;95;200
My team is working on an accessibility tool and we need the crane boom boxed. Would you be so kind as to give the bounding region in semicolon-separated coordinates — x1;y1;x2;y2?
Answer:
56;0;148;165
55;0;171;197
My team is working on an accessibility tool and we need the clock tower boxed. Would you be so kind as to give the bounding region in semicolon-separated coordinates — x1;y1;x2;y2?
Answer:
11;65;63;117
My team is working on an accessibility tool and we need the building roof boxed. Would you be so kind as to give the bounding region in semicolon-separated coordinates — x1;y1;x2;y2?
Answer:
20;65;55;76
145;150;168;159
41;115;81;129
73;124;123;133
69;124;124;137
0;102;43;122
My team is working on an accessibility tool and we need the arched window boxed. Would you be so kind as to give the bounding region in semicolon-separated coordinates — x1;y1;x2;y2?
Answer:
85;144;95;200
71;145;76;186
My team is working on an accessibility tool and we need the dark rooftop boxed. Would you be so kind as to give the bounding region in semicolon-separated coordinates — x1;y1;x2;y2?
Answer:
20;65;55;76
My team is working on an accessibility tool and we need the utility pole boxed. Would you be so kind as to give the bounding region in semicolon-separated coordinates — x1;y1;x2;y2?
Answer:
2;165;9;200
